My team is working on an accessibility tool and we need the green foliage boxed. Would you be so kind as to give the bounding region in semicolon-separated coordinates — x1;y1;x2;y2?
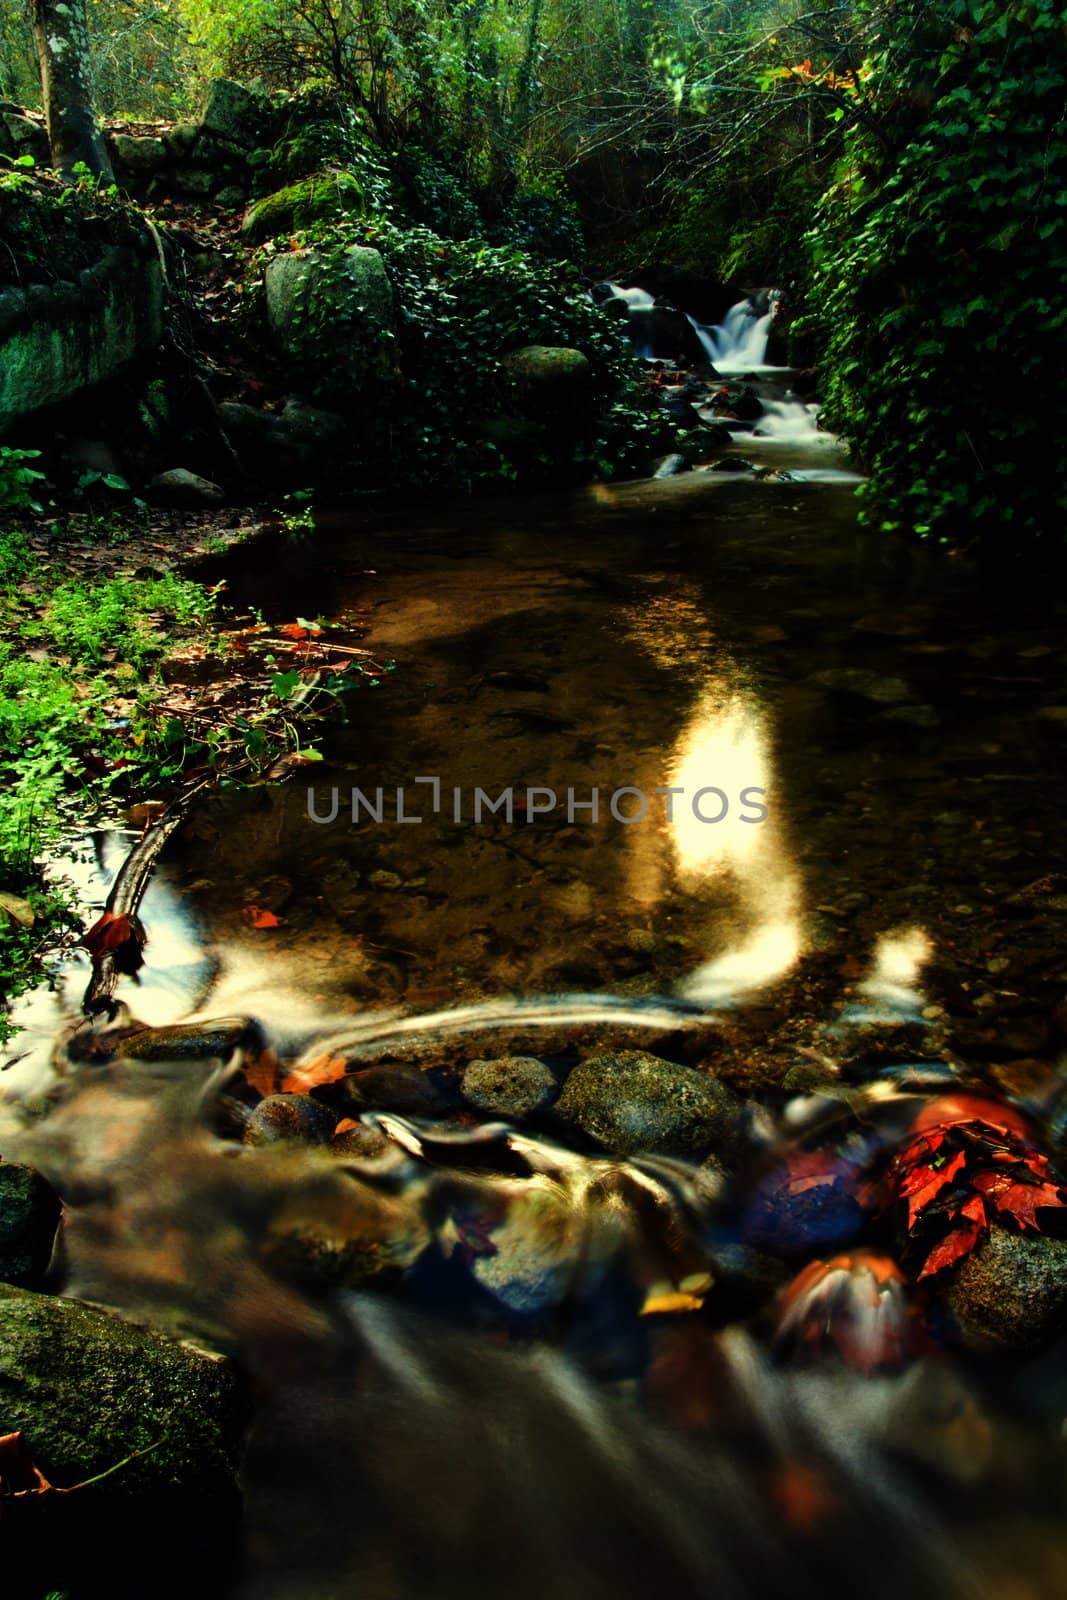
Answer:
0;448;46;512
32;573;211;669
809;0;1067;546
0;164;136;291
253;93;395;210
397;148;482;239
262;215;662;486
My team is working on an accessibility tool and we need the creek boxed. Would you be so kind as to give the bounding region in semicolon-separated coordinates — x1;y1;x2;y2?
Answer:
3;370;1067;1599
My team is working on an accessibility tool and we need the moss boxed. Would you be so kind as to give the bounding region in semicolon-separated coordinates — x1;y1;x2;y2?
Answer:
0;1283;246;1495
241;170;365;244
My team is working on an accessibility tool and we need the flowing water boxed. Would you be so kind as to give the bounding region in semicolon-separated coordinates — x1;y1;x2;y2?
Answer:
5;387;1067;1598
689;295;780;370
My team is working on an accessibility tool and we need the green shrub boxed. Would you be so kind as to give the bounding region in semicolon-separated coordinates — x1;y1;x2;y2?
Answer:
808;0;1067;547
260;216;665;486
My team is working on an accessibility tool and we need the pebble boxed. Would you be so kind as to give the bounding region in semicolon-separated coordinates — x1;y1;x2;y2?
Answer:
462;1056;559;1119
244;1094;337;1146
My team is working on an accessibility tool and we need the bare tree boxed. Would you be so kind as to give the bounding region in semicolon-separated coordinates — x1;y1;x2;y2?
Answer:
30;0;113;179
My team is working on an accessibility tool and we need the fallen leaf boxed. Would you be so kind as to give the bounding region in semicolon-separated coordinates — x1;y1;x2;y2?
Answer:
243;1050;279;1099
0;892;35;929
281;1054;349;1094
81;911;144;975
242;905;281;929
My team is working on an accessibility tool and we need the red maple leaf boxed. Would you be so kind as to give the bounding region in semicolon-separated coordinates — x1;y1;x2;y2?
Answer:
81;910;144;975
884;1094;1067;1280
918;1196;988;1280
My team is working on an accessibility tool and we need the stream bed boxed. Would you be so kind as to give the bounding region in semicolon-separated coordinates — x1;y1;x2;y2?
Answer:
4;392;1067;1598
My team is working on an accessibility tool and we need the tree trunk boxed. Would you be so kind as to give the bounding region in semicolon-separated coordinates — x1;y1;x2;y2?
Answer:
30;0;113;180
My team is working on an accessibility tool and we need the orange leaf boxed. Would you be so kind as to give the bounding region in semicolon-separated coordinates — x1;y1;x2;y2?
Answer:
242;905;281;929
334;1117;360;1135
243;1050;279;1099
0;1431;53;1495
281;1054;348;1094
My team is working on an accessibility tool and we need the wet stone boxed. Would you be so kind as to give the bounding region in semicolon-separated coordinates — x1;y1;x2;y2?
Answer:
333;1064;456;1118
0;1282;245;1501
943;1227;1067;1349
555;1049;739;1159
462;1056;559;1119
118;1016;260;1061
244;1094;337;1146
0;1161;61;1288
330;1122;392;1159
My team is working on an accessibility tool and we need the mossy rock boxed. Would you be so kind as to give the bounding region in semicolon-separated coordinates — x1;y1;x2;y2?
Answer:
241;170;364;243
0;1283;246;1494
264;243;395;402
501;345;594;420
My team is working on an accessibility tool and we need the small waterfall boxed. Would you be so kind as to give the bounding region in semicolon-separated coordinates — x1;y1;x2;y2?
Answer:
606;280;656;310
751;399;822;442
689;296;778;371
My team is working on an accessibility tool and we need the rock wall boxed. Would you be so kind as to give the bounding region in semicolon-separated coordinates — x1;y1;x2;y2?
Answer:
0;238;163;434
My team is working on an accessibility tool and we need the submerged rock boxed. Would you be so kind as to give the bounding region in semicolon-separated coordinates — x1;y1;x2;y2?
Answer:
811;667;913;705
462;1056;558;1119
944;1226;1067;1348
335;1064;456;1118
0;1162;61;1288
556;1049;739;1158
245;1094;337;1146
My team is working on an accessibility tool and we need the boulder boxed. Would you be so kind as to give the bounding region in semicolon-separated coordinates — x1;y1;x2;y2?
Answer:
111;133;168;175
0;243;163;434
0;1282;245;1497
165;121;200;158
0;1162;60;1287
556;1049;739;1159
0;110;49;166
148;467;225;507
241;170;364;243
176;167;217;196
625;305;705;366
264;245;395;400
500;345;593;420
199;78;267;148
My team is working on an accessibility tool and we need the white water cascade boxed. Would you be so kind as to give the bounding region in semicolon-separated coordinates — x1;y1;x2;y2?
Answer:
689;295;779;371
605;280;656;310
